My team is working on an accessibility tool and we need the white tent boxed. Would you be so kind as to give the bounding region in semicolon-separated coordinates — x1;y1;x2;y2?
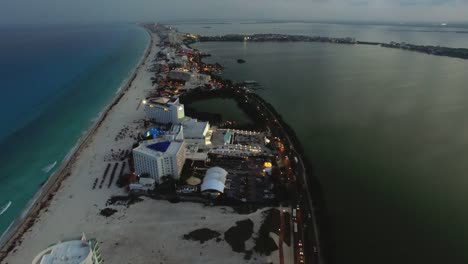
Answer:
201;167;227;193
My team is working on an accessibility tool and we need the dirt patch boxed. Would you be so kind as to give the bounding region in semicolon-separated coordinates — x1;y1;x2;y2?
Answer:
230;204;259;215
254;209;279;255
100;208;118;217
183;228;221;244
168;197;180;203
224;219;254;253
106;195;143;207
244;250;253;260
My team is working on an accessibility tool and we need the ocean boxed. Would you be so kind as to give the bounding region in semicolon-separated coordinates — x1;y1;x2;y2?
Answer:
0;23;149;236
175;22;468;264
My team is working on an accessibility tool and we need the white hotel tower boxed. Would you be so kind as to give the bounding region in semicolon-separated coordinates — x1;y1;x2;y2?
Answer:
144;97;185;124
133;138;186;183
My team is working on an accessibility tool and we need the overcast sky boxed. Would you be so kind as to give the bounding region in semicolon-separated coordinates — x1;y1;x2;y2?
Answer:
1;0;467;24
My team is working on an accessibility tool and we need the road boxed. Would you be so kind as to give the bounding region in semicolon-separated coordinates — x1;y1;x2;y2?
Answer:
279;206;285;264
246;91;323;264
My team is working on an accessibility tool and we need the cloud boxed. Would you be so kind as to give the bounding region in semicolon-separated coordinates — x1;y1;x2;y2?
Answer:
0;0;467;24
397;0;455;6
348;1;370;7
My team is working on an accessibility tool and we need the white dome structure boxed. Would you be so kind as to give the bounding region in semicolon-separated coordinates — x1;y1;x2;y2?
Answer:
201;167;228;193
32;235;102;264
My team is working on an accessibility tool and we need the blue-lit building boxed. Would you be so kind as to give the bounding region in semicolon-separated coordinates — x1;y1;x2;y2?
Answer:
145;128;166;139
132;138;186;183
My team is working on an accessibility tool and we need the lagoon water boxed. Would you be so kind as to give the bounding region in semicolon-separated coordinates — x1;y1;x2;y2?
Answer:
176;22;468;264
186;98;252;126
0;24;149;236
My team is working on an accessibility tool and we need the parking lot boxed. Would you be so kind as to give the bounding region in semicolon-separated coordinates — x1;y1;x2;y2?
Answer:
208;155;275;204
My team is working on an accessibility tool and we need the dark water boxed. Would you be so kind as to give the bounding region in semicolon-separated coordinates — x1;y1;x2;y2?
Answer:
187;98;252;125
190;39;468;264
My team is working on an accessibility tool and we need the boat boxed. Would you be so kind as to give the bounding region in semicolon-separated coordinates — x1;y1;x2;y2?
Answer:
42;161;57;173
0;201;12;215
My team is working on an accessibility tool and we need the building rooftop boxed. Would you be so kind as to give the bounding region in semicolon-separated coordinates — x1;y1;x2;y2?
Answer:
167;71;192;83
146;97;179;107
147;141;171;153
153;97;170;105
201;167;227;193
134;138;184;157
201;179;225;193
183;119;209;138
33;240;91;264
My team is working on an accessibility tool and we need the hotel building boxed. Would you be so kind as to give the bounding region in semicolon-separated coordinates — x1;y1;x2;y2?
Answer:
133;138;186;183
182;118;212;149
144;97;185;124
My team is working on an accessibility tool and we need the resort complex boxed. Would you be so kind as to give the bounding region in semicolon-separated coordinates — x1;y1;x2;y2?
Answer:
1;23;319;264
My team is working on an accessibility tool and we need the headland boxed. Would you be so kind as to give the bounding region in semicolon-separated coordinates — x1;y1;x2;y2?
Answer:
1;23;324;264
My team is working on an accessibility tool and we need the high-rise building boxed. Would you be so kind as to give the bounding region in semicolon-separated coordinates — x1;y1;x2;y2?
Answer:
133;138;186;183
182;118;212;149
143;97;185;124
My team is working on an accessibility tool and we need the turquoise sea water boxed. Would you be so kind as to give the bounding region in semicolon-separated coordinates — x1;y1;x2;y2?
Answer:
181;22;468;264
0;24;149;236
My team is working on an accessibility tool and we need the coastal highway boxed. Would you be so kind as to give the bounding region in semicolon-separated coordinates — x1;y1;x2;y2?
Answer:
244;91;323;264
279;206;285;264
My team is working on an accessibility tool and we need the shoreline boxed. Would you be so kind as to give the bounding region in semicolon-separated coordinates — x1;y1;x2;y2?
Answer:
180;86;327;263
3;23;321;264
195;33;468;60
0;24;153;259
179;33;327;262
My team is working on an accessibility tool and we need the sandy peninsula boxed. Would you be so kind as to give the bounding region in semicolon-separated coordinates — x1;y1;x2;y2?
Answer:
0;27;288;264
